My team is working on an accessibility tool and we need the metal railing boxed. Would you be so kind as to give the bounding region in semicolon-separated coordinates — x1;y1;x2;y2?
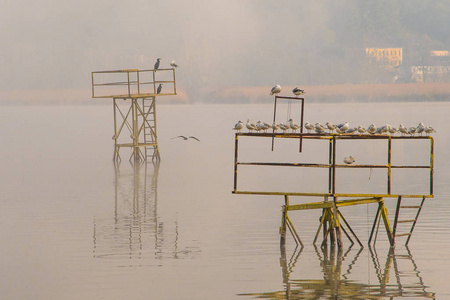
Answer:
91;68;176;98
233;133;434;198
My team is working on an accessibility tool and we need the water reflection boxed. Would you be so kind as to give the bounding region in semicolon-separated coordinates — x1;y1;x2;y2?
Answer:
92;163;196;266
241;245;435;299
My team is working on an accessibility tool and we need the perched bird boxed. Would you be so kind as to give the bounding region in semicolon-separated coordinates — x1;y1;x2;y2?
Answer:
272;122;280;132
416;122;425;135
344;156;355;164
325;122;336;133
170;60;179;68
171;136;200;142
157;84;162;94
270;84;282;96
345;127;358;134
292;87;305;96
398;124;408;136
337;122;349;132
424;125;436;135
288;119;300;132
357;126;366;134
335;127;343;134
388;126;398;134
154;58;161;70
315;122;326;132
280;123;289;133
408;127;417;135
255;121;263;132
262;122;272;132
246;119;257;132
304;121;314;132
233;120;243;132
367;124;377;134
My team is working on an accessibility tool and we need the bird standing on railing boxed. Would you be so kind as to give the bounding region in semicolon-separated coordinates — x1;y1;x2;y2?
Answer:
157;84;162;94
154;58;161;70
344;156;355;164
246;119;257;132
270;84;282;95
233;121;243;132
292;87;305;96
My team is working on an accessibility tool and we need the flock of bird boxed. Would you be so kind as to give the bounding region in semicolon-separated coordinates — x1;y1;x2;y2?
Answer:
270;84;305;97
153;58;179;94
233;120;436;136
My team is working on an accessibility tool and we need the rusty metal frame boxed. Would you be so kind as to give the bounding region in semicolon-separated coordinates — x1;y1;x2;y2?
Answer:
91;68;177;99
272;96;305;152
233;132;434;248
233;133;434;198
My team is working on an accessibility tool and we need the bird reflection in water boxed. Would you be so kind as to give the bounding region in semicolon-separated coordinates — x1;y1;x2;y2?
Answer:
93;162;198;266
240;244;435;299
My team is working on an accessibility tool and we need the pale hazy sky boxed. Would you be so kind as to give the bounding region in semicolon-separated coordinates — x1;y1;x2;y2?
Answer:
1;0;332;101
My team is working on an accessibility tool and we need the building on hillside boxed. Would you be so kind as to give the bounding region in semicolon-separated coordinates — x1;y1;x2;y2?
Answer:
366;48;403;70
411;50;450;82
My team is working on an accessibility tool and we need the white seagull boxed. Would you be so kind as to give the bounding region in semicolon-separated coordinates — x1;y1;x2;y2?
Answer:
272;122;280;132
357;126;366;134
416;122;425;135
233;120;243;132
367;124;377;134
280;123;290;133
345;127;358;134
262;122;272;132
408;127;417;135
170;60;179;68
337;122;349;132
270;84;282;96
325;122;336;133
424;125;436;135
304;121;314;132
344;156;355;164
171;135;200;142
398;124;408;136
292;87;305;96
246;119;257;132
288;119;300;132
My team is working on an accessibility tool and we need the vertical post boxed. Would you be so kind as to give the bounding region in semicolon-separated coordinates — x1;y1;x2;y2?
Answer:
299;98;304;152
113;98;118;160
233;134;239;192
388;136;392;195
271;96;278;151
173;68;177;94
153;70;156;94
280;195;289;248
132;98;139;162
333;197;343;250
127;71;131;97
332;136;336;195
91;72;95;98
137;70;140;95
430;137;434;196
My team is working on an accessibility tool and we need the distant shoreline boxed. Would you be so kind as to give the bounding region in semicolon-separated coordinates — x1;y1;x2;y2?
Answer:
1;83;450;105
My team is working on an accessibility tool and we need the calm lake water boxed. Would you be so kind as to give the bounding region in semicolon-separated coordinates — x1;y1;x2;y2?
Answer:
1;102;449;299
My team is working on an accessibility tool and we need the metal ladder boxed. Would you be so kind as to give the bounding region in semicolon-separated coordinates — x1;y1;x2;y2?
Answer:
393;196;426;245
142;97;160;162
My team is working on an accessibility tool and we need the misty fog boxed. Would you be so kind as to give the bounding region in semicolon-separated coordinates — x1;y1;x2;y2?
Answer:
1;0;449;103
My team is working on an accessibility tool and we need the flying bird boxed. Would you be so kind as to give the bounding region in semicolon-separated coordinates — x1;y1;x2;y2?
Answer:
343;156;355;164
171;136;200;142
233;120;243;132
292;87;305;96
270;84;282;95
154;58;161;70
170;60;179;68
157;84;162;94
